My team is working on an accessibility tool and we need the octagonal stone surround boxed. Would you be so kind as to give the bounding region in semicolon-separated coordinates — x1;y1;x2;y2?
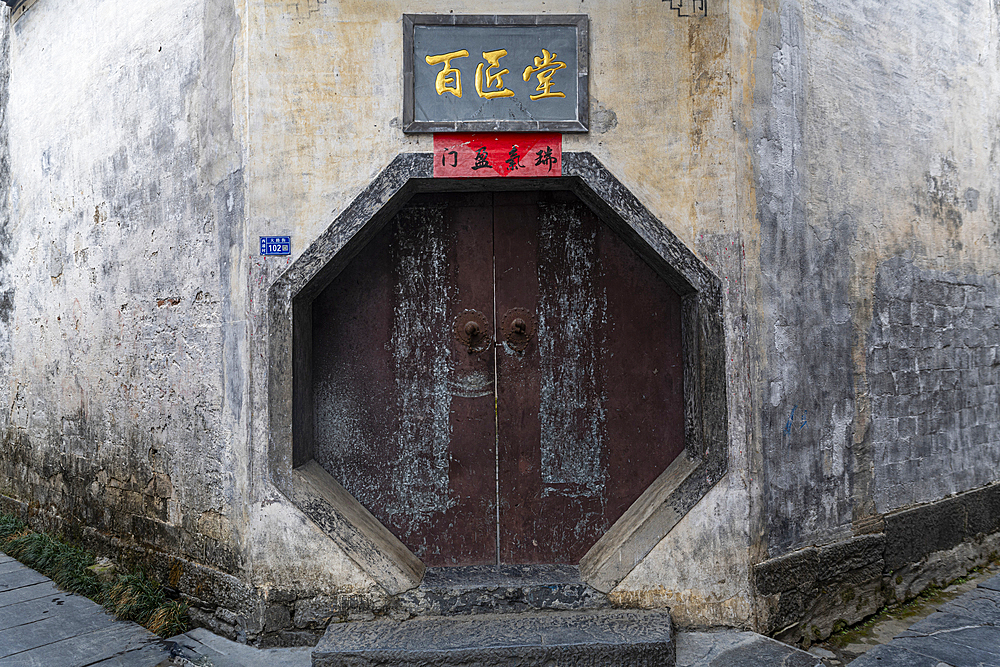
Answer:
268;152;728;595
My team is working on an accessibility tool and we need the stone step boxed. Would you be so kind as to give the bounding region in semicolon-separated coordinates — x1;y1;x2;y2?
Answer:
675;630;822;667
393;564;609;617
167;627;312;667
313;609;674;667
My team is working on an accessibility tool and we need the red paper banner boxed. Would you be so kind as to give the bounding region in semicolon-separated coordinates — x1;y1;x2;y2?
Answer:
433;133;562;178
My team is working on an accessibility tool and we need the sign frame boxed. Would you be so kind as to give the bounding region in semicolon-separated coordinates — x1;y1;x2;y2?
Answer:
403;14;589;134
260;236;291;256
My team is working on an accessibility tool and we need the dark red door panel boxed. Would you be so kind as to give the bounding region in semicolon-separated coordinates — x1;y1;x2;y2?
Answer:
495;192;685;564
596;213;686;525
311;193;497;566
493;192;550;564
311;190;685;567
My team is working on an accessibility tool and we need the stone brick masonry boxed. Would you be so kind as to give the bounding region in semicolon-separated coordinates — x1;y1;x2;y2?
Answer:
868;257;1000;513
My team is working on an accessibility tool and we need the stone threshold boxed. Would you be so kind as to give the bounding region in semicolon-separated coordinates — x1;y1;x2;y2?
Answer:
394;563;611;617
313;609;676;667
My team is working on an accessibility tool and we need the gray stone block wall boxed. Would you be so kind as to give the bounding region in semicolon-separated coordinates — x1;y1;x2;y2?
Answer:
753;482;1000;644
868;258;1000;513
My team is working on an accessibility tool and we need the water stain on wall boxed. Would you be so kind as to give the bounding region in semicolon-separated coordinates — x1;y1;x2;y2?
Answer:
918;156;964;251
537;203;607;500
390;206;456;529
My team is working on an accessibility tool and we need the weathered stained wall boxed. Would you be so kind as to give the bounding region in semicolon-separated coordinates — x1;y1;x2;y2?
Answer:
756;0;856;554
0;0;390;643
1;0;999;648
0;1;12;371
755;0;1000;551
746;0;1000;644
244;0;753;632
3;0;238;552
0;0;265;631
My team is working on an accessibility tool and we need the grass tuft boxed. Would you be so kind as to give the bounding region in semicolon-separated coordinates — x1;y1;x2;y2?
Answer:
104;571;167;624
147;600;190;637
0;512;189;637
3;530;102;598
0;513;24;540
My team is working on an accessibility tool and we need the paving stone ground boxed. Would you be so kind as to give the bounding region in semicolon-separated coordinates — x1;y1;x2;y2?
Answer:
0;552;171;666
843;573;1000;667
0;551;310;667
675;629;822;666
6;546;998;666
810;563;1000;666
167;628;311;667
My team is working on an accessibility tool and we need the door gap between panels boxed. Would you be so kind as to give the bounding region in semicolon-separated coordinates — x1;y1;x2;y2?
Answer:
492;195;501;566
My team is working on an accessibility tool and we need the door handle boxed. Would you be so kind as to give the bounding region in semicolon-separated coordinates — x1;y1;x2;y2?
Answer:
454;310;492;353
502;308;536;352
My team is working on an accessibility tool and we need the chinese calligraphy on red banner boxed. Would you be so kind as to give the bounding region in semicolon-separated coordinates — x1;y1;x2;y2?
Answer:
433;133;562;178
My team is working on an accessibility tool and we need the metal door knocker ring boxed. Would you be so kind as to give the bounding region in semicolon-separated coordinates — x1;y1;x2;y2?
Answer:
454;309;492;353
502;308;536;352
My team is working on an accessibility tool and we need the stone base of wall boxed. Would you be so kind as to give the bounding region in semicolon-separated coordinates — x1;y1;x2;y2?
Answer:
754;482;1000;646
12;479;997;648
0;494;389;647
0;493;263;641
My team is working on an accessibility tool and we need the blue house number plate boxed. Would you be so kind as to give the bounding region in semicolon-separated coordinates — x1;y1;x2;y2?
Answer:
260;236;291;256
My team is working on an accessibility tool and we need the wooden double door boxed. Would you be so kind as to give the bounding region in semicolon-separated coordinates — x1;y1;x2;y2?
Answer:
311;191;685;567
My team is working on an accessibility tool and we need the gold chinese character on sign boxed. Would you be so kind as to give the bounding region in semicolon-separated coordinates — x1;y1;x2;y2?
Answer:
475;49;516;99
522;49;567;100
425;49;470;97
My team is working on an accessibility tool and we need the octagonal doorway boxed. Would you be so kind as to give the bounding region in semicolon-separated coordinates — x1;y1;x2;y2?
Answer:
310;190;685;567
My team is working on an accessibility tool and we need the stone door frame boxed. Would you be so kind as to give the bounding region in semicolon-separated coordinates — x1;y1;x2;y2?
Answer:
267;152;728;594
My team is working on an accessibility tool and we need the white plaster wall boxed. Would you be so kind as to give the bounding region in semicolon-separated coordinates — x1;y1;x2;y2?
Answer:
2;0;252;569
239;0;752;626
